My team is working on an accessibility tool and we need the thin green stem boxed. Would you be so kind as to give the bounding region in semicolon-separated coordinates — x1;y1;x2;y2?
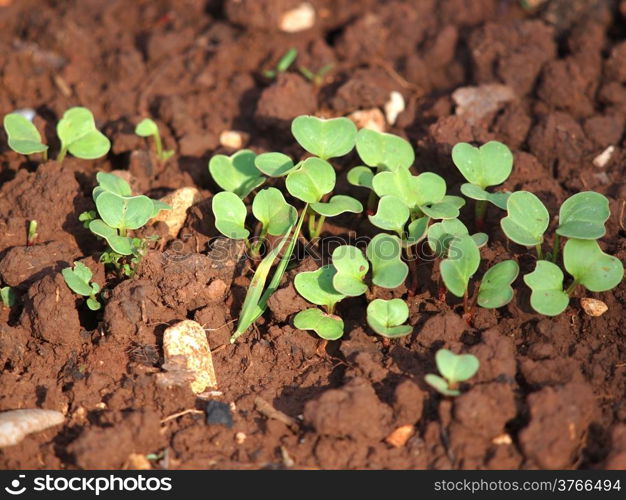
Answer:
119;228;127;238
56;146;67;163
312;215;326;239
307;208;317;239
250;226;268;259
42;149;48;162
535;244;543;260
566;280;579;296
551;233;560;263
154;132;164;160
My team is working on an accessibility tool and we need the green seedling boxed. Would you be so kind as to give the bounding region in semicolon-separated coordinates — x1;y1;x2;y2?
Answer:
501;191;549;257
61;261;101;311
452;141;513;229
0;286;16;308
291;115;356;161
3;113;48;159
331;245;369;296
425;349;480;397
299;63;334;86
82;172;170;276
255;152;296;177
366;233;408;289
27;220;38;246
294;265;346;340
523;239;623;316
209;149;264;199
354;128;414;172
427;219;487;258
56;107;111;163
440;234;480;302
555;191;610;240
263;48;298;79
212;191;249;240
366;298;412;338
477;260;520;309
135;118;174;162
285;157;336;203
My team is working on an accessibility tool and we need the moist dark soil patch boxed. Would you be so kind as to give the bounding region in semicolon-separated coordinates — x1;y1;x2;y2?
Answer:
0;0;625;470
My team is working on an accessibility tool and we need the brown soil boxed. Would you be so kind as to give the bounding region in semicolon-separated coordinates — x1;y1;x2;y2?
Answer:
0;0;625;470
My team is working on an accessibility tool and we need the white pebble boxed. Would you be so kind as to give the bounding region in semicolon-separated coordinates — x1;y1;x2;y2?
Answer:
580;298;608;317
384;91;405;126
279;3;315;33
219;130;249;150
593;146;615;168
348;108;386;133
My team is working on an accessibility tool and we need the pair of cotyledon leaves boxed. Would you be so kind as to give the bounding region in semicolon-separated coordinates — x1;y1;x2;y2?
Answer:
424;349;480;397
61;261;101;311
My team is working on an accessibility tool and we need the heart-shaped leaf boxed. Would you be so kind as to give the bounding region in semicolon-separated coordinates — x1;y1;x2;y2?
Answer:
366;233;408;289
331;245;369;296
285;157;336;203
501;191;549;246
212;191;250;239
294;265;345;312
95;172;132;197
477;259;519;308
451;141;513;188
460;183;510;210
403;216;430;247
372;167;419;208
291;115;356;160
424;374;459;397
252;187;297;236
293;308;344;340
134;118;159;137
366;298;412;338
88;219;134;255
3;113;48;154
420;200;459;220
563;239;624;292
346;166;374;189
57;107;111;159
255;152;296;177
556;191;610;240
355;128;414;171
427;219;469;257
311;195;363;217
95;192;154;230
368;196;409;236
436;349;480;384
62;261;94;297
440;234;480;297
208;149;265;198
523;260;569;316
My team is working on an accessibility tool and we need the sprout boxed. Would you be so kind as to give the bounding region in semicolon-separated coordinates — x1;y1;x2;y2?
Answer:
425;349;480;397
368;196;410;237
366;233;408;289
440;234;480;299
208;149;265;199
293;308;344;341
523;260;570;316
500;191;549;257
212;191;250;240
3;113;48;158
452;141;513;228
477;260;520;309
27;220;38;246
255;152;296;177
427;218;487;258
285;157;336;204
1;286;16;308
354;128;414;172
366;298;412;338
135;118;174;163
556;191;610;240
252;187;297;237
331;245;369;296
298;63;334;86
291;115;357;160
56;107;111;163
263;47;298;79
61;261;101;311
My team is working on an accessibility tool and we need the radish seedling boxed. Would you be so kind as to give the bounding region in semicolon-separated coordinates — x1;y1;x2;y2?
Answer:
3;112;48;159
209;149;265;199
331;245;369;296
135;118;174;163
366;233;408;289
477;259;520;309
62;261;101;311
293;265;346;340
291;115;357;161
425;349;480;397
524;240;624;316
0;286;16;308
366;298;412;338
56;107;110;163
263;47;298;79
452;141;513;229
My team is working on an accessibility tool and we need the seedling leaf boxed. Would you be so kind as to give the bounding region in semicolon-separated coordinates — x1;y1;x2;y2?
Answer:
436;349;480;385
0;286;16;308
355;128;414;171
291;115;356;160
404;216;429;247
252;187;296;236
212;191;250;240
440;234;480;297
556;191;610;240
460;183;510;210
366;298;412;338
3;113;48;155
563;239;624;292
331;245;369;296
523;260;569;316
311;195;363;217
57;107;111;160
477;260;519;308
285;157;336;203
255;152;296;177
346;166;374;189
368;196;409;235
294;265;345;311
501;191;549;246
88;219;135;255
427;219;469;257
209;149;265;198
134;118;158;137
424;374;459;397
95;192;154;231
293;308;344;340
95;172;132;197
366;233;408;289
451;141;513;188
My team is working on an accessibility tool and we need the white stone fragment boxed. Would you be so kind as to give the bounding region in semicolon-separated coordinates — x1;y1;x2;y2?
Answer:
384;91;405;126
593;146;615;168
219;130;249;150
348;108;386;133
153;187;200;238
279;3;315;33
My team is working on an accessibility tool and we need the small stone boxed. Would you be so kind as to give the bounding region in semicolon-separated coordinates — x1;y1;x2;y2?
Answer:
593;146;615;168
152;187;200;238
384;91;405;126
207;279;228;301
219;130;249;150
235;432;246;444
205;400;233;428
161;320;217;393
348;108;386;133
492;433;513;445
580;298;608;317
453;84;516;125
125;453;152;470
279;3;315;32
385;424;415;448
0;409;64;447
